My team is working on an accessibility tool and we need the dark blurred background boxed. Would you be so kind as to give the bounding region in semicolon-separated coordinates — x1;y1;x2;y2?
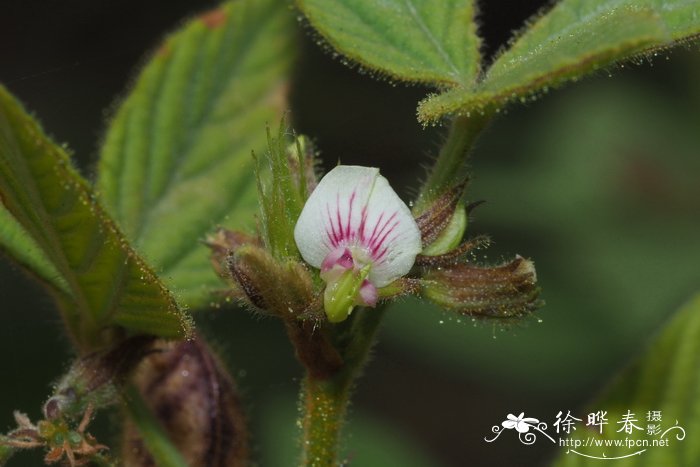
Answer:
2;1;700;466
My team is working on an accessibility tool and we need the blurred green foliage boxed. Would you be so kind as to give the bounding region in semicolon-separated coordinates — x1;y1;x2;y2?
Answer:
553;293;700;466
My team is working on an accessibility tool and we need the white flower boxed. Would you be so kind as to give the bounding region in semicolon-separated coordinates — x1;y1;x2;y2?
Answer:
502;413;539;433
294;165;422;321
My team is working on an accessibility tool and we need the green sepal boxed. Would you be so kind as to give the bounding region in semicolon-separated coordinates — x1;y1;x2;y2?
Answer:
255;124;311;260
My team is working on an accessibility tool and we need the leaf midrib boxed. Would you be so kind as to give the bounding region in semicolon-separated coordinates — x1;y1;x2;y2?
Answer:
402;0;462;80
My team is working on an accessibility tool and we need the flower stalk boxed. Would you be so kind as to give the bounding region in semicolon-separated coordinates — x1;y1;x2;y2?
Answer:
414;113;493;215
295;307;387;467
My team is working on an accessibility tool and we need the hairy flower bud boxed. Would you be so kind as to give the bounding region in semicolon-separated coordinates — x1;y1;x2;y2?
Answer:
122;337;248;467
228;244;318;319
421;256;542;319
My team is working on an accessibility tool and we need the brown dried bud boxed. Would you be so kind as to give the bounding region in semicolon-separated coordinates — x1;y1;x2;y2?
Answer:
414;183;465;247
421;256;542;319
228;244;319;319
122;337;248;467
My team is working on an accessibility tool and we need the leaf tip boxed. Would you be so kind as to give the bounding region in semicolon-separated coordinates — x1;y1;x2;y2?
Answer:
199;7;228;29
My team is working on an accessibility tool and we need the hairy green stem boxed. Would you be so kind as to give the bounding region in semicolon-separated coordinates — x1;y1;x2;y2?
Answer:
414;113;493;214
299;377;350;467
297;307;387;467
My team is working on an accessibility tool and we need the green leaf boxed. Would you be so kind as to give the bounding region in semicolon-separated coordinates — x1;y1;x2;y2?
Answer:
552;293;700;466
419;0;700;123
97;0;296;308
0;85;191;350
0;205;68;294
296;0;480;86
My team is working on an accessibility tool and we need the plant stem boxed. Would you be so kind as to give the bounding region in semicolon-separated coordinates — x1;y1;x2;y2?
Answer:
299;376;350;467
414;112;493;215
297;307;387;467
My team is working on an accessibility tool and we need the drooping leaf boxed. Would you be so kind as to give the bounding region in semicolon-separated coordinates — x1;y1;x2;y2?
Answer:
418;0;700;123
0;205;68;295
0;85;191;351
97;0;296;308
552;293;700;466
296;0;481;86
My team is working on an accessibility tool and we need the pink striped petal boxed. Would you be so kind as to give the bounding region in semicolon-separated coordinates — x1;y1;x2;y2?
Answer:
294;165;421;288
